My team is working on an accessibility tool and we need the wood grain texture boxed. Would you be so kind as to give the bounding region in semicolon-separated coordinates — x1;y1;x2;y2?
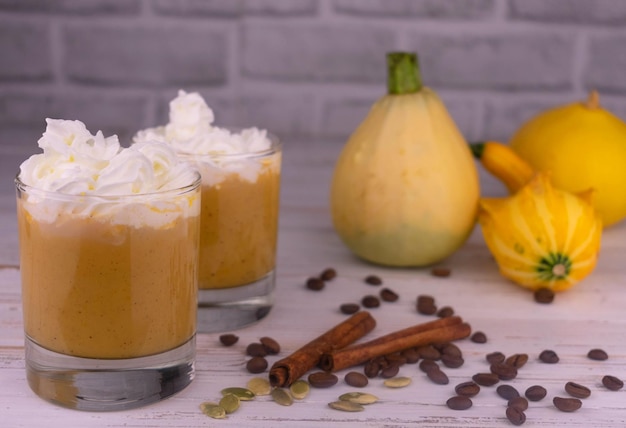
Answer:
1;142;625;427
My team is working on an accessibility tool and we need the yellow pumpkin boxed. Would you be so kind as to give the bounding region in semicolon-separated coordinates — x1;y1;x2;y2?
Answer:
330;52;480;266
478;173;602;291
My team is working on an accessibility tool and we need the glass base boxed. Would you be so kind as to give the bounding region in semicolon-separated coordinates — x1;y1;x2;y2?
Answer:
197;270;275;333
25;335;195;411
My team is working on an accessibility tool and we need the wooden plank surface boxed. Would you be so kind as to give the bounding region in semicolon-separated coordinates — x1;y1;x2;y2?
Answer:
1;142;625;427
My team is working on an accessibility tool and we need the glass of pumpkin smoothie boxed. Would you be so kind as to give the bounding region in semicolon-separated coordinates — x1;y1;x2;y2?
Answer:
135;91;282;332
16;119;201;411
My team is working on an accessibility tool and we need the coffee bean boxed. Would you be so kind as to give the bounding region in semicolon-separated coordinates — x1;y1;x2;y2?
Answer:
505;353;528;369
259;336;280;355
587;348;609;361
308;371;338;388
306;277;325;291
339;303;360;315
246;342;267;357
344;371;368;388
486;351;505;364
525;385;547;401
446;395;472;410
320;268;337;281
417;345;441;360
380;363;400;379
416;295;437;315
496;384;520;400
246;356;268;374
565;381;591;399
431;267;451;278
419;359;439;373
427;368;449;385
385;352;407;366
361;295;380;308
470;331;487;343
508;396;529;411
506;406;526;426
539;349;559;364
380;288;399;302
553;396;582;412
602;375;624;391
364;360;381;378
436;306;454;318
219;334;239;346
491;362;518;380
441;353;464;369
534;287;554;303
401;348;420;364
472;372;500;387
364;275;382;285
455;381;480;397
440;343;462;358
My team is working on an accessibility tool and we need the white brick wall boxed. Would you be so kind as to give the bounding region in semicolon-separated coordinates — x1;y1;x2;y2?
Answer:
1;0;626;151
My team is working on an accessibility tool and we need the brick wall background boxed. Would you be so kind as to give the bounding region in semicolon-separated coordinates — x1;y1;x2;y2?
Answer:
2;0;626;156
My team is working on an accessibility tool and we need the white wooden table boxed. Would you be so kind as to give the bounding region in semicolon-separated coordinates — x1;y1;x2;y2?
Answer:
1;142;625;427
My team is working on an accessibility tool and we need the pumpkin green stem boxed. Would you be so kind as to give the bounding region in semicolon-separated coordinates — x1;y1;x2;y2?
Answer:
536;252;572;281
387;52;422;95
469;142;485;159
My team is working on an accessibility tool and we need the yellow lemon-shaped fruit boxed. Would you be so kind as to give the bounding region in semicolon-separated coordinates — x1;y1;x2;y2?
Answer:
510;91;626;227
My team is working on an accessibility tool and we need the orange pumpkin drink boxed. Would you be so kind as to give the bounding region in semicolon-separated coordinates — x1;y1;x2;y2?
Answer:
16;119;201;411
135;91;282;333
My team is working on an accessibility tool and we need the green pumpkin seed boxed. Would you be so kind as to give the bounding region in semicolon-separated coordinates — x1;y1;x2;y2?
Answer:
220;386;256;401
219;393;240;414
329;400;365;412
289;379;311;400
384;376;412;388
247;377;271;396
339;391;379;405
271;387;293;406
199;402;227;419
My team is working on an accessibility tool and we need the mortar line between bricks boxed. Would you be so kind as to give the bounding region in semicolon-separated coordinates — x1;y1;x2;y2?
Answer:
49;16;65;91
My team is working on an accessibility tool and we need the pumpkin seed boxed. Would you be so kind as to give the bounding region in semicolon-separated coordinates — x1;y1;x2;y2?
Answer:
220;386;255;401
271;387;293;406
289;379;310;400
247;377;271;396
219;394;240;414
329;400;365;412
200;402;227;419
384;376;412;388
339;391;379;405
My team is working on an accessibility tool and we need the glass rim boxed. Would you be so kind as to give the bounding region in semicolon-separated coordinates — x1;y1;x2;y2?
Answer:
15;169;202;202
174;129;282;161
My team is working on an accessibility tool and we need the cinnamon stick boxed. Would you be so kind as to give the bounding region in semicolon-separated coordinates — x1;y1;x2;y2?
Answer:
269;311;376;387
319;316;471;372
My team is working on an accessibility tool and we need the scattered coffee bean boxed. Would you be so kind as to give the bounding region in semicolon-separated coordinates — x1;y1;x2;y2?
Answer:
385;353;407;366
380;363;400;379
525;385;547;401
246;356;268;374
380;288;399;302
455;381;480;397
306;277;325;291
384;376;412;388
440;342;462;358
246;342;267;357
339;391;379;405
308;371;338;388
565;381;591;399
508;396;529;411
339;303;360;315
417;345;441;360
320;268;337;281
416;295;437;315
271;387;293;406
260;336;281;355
419;359;439;373
602;375;624;391
328;400;364;412
219;334;239;346
427;368;449;385
289;379;310;400
534;287;555;303
470;331;487;343
505;353;529;369
364;360;381;378
437;306;455;318
472;372;500;387
539;349;559;364
506;406;526;426
401;347;420;364
496;384;520;400
491;362;518;380
345;371;368;388
364;275;382;285
361;295;381;308
553;396;582;412
431;267;451;278
441;353;464;368
446;395;472;410
486;351;506;364
587;348;609;361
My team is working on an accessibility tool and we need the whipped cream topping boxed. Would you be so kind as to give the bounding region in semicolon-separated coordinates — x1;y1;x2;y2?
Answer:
133;90;277;184
18;119;200;227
